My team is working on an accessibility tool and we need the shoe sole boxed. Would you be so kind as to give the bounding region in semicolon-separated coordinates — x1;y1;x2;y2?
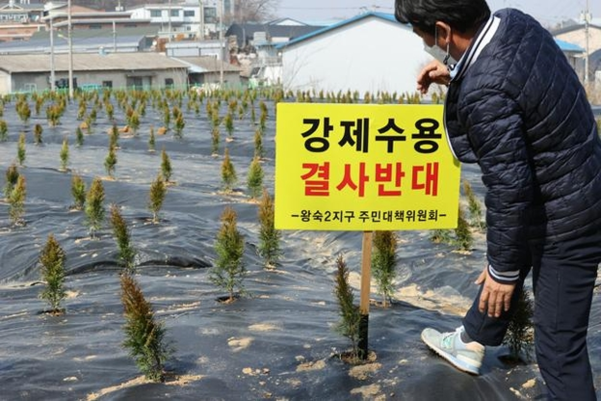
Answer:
421;331;481;375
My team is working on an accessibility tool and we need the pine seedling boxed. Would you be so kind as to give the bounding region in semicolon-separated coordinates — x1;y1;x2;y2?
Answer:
75;126;84;147
503;288;534;361
148;126;156;152
211;126;220;155
224;112;234;138
210;206;246;303
9;175;26;226
104;145;117;178
148;173;166;223
463;180;485;229
430;228;452;244
246;157;264;199
110;204;137;272
0;119;7;142
71;173;86;210
33;124;43;145
333;254;362;362
454;206;473;251
258;189;281;268
173;113;185;139
160;148;172;182
371;231;398;308
59;138;69;172
4;163;19;200
221;148;237;192
17;132;26;166
120;273;171;382
39;234;67;314
109;124;119;149
85;177;105;238
16;99;31;123
254;128;264;159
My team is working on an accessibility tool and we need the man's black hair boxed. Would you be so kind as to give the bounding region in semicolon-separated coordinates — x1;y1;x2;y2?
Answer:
395;0;491;35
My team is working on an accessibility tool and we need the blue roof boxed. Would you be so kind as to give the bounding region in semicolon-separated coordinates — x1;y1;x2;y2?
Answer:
554;38;584;53
276;12;405;49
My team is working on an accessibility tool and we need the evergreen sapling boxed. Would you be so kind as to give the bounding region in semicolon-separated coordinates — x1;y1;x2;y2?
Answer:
258;189;281;268
210;206;246;302
148;173;167;223
110;204;137;273
39;234;67;314
120;273;171;382
371;231;398;307
85;177;105;238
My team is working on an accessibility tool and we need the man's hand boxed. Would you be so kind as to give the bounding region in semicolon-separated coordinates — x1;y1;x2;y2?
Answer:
475;266;517;318
417;60;451;94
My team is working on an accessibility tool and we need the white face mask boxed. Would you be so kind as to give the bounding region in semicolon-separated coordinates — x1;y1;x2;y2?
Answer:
423;26;453;66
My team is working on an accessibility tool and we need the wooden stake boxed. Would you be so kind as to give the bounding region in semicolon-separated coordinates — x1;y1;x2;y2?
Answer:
358;231;373;359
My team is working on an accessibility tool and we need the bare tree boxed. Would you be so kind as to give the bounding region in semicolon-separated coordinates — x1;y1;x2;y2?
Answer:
230;0;280;23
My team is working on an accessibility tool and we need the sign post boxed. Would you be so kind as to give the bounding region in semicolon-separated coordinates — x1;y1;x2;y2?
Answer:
359;231;373;359
275;103;461;358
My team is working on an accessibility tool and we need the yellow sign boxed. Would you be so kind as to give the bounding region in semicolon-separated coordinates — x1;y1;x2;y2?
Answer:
275;103;461;231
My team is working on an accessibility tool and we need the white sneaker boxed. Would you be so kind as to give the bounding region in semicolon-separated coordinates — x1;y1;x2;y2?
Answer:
421;326;484;375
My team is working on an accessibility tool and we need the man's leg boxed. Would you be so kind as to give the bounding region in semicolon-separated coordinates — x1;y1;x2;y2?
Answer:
533;232;600;401
462;268;530;346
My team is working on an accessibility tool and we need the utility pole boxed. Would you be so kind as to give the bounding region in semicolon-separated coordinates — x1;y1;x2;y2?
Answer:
219;0;225;86
67;0;74;99
49;13;55;91
583;0;591;84
198;0;204;41
168;0;172;42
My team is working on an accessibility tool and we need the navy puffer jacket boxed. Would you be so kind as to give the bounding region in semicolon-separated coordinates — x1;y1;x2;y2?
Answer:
445;9;601;282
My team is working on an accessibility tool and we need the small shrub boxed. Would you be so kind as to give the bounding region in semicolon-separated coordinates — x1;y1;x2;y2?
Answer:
121;273;171;382
110;204;137;272
148;126;156;152
9;175;26;226
503;288;534;361
75;126;84;147
210;206;246;302
254;128;263;159
0;119;7;141
148;173;166;223
221;148;237;192
39;234;67;314
104;145;117;178
160;148;172;182
430;228;452;244
333;254;363;361
463;180;485;229
17;132;26;166
3;163;19;200
211;126;220;155
33;124;43;145
246;157;264;199
85;177;105;238
71;173;86;210
454;206;473;251
109;124;119;149
173;114;185;139
372;231;398;307
258;189;281;268
59;138;69;172
224;112;234;138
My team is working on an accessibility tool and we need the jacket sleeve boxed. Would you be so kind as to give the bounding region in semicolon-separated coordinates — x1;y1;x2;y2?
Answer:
459;87;533;284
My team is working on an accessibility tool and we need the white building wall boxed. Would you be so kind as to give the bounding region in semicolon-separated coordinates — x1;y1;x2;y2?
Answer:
281;17;432;95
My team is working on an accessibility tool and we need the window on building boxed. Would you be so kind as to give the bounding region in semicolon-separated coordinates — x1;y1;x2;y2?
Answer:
150;10;161;18
204;7;216;23
165;78;174;87
184;10;195;17
170;9;179;17
103;81;113;88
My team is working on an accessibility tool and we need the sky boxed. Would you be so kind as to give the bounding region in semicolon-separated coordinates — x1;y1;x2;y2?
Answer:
275;0;601;28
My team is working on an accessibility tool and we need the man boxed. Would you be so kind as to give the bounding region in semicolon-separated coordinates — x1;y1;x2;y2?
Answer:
394;1;601;400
